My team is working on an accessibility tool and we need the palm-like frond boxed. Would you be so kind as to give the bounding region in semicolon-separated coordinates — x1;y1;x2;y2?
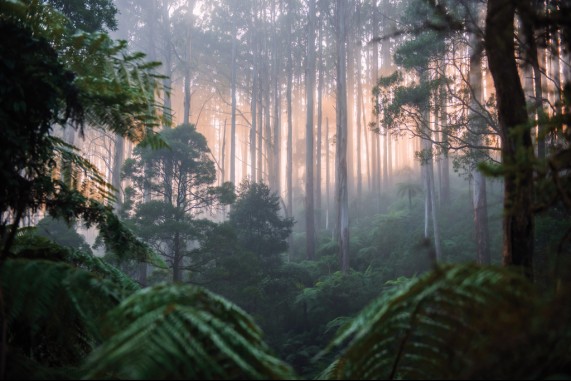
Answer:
83;284;294;380
12;233;140;297
320;264;571;380
2;258;123;379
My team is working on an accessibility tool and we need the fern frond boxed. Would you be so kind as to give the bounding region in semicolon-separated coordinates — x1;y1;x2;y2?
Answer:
83;284;295;380
319;264;560;380
2;258;122;377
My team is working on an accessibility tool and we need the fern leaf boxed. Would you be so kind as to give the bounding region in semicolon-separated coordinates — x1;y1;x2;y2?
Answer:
319;264;556;380
2;258;122;377
83;284;294;380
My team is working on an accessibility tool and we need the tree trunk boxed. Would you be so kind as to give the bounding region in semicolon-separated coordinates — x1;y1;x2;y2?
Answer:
173;231;182;282
336;0;349;273
316;21;323;232
286;0;293;220
326;117;330;232
439;83;450;202
250;31;258;182
257;62;264;182
346;6;355;197
286;1;294;259
161;0;172;128
485;0;534;278
271;0;280;192
468;9;491;264
112;135;124;210
372;6;380;199
305;0;316;260
264;56;272;185
230;32;237;184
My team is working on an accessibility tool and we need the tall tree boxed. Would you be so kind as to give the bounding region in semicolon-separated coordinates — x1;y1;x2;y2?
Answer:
485;0;534;277
336;0;349;273
467;4;491;264
305;0;316;260
230;23;238;184
123;124;233;282
316;15;324;232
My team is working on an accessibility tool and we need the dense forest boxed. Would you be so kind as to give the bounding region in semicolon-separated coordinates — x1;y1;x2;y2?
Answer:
2;0;571;379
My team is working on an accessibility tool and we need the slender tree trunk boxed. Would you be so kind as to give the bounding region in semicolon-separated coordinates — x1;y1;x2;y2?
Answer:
286;0;294;258
264;57;272;185
161;0;172;128
428;154;442;261
316;22;323;232
271;0;280;192
336;0;349;273
424;161;431;240
173;231;182;282
549;18;562;146
112;135;124;210
286;0;293;220
257;64;264;182
372;7;379;199
221;119;227;183
230;32;237;184
468;9;491;264
305;0;316;260
355;2;363;200
440;83;450;202
250;32;258;182
183;0;196;125
326;117;330;231
346;6;355;197
381;37;390;189
485;0;534;278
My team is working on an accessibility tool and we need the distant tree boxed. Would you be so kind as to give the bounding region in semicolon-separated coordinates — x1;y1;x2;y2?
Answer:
305;0;316;260
336;0;350;273
34;216;93;254
123;123;234;282
46;0;118;32
229;180;293;269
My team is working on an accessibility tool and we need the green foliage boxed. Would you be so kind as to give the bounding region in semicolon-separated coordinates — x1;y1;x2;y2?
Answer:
122;124;231;280
394;32;445;71
46;0;118;32
82;284;294;380
229;181;294;263
2;258;124;378
320;264;571;380
33;216;93;254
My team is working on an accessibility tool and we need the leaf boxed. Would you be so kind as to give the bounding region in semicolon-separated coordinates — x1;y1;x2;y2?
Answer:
319;264;571;379
83;284;294;380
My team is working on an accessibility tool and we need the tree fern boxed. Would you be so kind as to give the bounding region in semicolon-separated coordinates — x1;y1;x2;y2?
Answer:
83;284;294;380
319;264;571;379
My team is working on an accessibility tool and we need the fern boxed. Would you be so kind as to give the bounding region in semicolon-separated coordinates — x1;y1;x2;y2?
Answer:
320;264;571;380
83;284;294;380
12;233;140;297
1;258;123;379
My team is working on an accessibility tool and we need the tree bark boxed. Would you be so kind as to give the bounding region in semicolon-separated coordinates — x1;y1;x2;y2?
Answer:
485;0;534;278
271;0;280;193
112;135;124;210
305;0;316;260
250;29;258;182
336;0;349;273
286;0;293;221
468;8;491;264
316;20;323;232
230;31;237;184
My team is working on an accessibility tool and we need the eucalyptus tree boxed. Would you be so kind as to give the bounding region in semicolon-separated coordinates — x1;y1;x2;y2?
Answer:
372;0;453;261
336;0;350;272
306;0;317;260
